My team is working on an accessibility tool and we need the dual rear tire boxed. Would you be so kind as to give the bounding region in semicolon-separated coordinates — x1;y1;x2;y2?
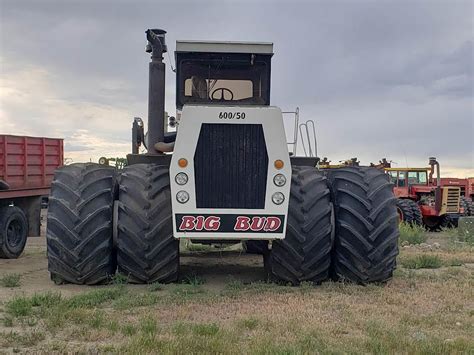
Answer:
46;164;399;286
266;166;399;285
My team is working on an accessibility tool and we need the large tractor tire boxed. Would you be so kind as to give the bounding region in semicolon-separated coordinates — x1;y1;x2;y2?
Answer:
460;196;473;216
327;166;399;284
47;163;117;285
0;206;28;259
116;164;179;283
396;199;422;225
266;166;333;285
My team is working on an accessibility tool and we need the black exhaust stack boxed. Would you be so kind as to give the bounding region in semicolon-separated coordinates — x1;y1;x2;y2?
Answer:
145;29;167;154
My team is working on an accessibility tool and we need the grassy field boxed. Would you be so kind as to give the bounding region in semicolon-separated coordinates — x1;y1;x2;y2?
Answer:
0;227;473;354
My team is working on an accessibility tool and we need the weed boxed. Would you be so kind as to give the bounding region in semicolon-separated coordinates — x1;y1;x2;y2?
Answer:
181;273;205;286
31;292;62;307
122;323;137;336
238;317;259;330
0;273;21;288
447;258;463;267
113;292;161;310
111;273;129;285
192;323;220;336
66;287;124;308
399;222;427;245
401;254;442;269
2;316;13;327
0;331;45;347
6;296;33;317
139;316;157;335
148;282;163;292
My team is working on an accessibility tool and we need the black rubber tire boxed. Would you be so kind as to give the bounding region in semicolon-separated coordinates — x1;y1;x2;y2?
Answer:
409;200;423;225
46;163;117;285
423;215;450;232
0;206;28;259
243;240;268;254
266;166;333;285
327;166;399;284
396;199;415;224
460;196;472;216
117;164;179;284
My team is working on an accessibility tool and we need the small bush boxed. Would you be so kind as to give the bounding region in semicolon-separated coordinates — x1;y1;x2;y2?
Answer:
111;273;129;285
181;274;205;286
148;282;163;292
401;255;442;269
6;296;33;317
0;274;21;288
399;223;427;245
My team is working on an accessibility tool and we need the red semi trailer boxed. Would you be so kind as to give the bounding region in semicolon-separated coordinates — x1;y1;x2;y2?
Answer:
0;135;63;258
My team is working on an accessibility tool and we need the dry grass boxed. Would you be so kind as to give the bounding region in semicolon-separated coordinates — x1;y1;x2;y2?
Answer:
0;232;473;354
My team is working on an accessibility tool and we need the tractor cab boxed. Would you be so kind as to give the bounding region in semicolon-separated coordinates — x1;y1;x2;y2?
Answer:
175;41;273;110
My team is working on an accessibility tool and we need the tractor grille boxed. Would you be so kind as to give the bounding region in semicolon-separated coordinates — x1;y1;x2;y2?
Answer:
194;123;268;209
445;187;461;213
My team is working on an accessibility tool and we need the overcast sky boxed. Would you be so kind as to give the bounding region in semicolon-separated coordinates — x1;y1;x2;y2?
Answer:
1;0;473;176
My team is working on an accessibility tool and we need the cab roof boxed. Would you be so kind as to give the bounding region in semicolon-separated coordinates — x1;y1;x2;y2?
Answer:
384;168;430;172
175;40;274;55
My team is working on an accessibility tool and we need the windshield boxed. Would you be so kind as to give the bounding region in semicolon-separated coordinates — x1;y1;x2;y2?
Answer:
177;55;270;108
408;171;428;185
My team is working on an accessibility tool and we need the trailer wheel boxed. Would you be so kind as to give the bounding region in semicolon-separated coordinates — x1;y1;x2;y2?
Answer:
117;164;179;283
243;240;268;254
328;166;399;284
46;163;117;285
460;196;472;216
0;206;28;259
266;167;333;285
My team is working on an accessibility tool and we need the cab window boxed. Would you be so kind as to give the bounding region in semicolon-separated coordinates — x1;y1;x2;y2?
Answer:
398;171;406;187
408;172;418;185
388;171;398;184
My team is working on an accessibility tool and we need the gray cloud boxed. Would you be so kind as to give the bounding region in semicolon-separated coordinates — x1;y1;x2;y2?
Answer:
1;0;473;173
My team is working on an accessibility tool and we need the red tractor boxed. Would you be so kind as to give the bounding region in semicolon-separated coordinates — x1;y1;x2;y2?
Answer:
440;177;474;216
384;157;461;230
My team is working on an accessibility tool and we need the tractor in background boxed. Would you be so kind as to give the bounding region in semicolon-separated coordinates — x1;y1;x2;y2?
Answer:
440;177;474;216
382;158;461;230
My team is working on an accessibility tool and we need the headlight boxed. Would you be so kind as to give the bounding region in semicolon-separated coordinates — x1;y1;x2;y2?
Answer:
273;174;286;187
175;172;188;185
176;190;189;204
272;192;285;205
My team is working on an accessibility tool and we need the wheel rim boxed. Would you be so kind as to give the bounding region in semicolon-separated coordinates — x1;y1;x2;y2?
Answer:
6;218;24;248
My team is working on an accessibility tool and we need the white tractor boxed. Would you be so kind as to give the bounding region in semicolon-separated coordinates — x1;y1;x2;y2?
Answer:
46;29;399;285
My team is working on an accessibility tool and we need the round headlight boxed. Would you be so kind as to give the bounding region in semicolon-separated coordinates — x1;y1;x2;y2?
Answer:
176;190;189;204
272;192;285;205
175;172;188;185
273;174;286;187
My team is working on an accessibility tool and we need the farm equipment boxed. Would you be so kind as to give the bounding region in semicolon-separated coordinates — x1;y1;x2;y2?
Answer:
46;29;399;285
383;158;461;230
0;135;63;258
440;177;474;216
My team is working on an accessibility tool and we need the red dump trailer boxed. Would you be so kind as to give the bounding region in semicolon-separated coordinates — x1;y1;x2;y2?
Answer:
0;134;63;258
